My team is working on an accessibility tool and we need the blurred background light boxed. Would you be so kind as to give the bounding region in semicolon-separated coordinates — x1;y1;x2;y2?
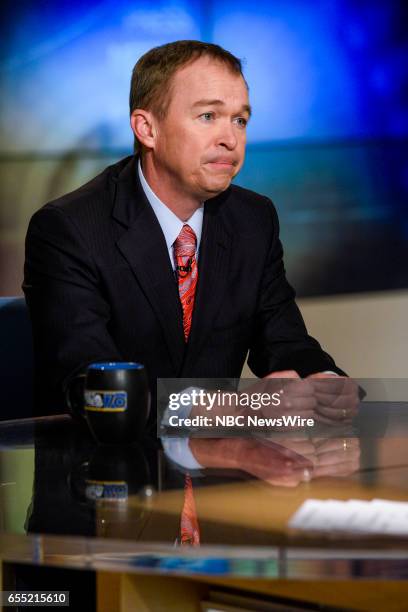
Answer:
0;0;407;296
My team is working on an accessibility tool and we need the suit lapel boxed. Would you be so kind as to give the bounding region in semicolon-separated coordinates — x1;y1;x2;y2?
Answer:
183;194;232;368
112;158;185;372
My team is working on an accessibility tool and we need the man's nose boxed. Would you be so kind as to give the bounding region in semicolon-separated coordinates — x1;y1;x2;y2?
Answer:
216;120;238;150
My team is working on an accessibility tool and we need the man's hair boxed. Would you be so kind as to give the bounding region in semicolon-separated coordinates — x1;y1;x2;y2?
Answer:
129;40;246;152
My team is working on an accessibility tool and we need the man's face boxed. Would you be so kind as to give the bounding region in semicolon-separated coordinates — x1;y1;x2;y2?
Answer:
151;56;250;202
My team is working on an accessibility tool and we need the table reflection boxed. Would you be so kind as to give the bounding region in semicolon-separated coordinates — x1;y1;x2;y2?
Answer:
0;401;407;583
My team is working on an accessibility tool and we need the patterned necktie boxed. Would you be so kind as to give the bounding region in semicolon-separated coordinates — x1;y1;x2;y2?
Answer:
173;224;200;545
180;473;200;545
173;224;198;341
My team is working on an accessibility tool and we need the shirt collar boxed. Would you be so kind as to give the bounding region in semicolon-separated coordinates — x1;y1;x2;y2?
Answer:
138;159;203;251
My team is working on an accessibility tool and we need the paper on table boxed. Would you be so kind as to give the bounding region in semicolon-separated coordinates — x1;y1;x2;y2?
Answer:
288;498;408;535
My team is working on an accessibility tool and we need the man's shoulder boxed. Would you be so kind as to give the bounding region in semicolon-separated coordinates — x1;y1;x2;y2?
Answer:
40;155;134;219
229;183;273;207
222;183;278;231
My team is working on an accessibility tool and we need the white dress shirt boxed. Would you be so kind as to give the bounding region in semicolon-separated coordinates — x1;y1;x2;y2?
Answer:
137;160;203;268
138;160;203;469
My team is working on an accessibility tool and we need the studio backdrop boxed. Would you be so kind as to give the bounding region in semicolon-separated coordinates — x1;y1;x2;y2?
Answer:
0;0;407;296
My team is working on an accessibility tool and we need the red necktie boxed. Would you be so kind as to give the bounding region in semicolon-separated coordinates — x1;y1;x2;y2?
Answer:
173;224;198;341
179;473;200;546
173;224;201;545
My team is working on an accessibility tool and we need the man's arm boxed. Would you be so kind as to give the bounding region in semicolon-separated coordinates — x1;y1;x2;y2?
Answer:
248;201;345;378
23;205;122;413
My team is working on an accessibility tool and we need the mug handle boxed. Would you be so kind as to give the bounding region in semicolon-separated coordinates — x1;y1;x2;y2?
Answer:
64;372;87;419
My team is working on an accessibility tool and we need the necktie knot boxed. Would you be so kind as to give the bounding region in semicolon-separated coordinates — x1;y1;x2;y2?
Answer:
173;224;197;258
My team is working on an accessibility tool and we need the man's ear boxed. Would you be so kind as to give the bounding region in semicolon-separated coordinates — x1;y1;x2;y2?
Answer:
130;109;156;149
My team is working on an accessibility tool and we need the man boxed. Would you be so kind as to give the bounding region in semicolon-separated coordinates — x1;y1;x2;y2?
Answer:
23;40;350;420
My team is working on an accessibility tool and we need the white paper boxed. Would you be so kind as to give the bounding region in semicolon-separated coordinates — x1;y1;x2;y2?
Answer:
288;498;408;536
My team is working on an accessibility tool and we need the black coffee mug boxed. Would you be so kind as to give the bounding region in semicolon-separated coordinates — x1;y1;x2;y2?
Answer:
86;445;152;501
70;445;153;504
83;362;150;444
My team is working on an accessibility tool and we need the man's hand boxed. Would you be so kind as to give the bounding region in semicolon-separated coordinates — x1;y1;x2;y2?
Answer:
265;370;300;380
189;437;314;487
259;370;316;425
311;437;361;477
306;374;360;425
190;370;316;426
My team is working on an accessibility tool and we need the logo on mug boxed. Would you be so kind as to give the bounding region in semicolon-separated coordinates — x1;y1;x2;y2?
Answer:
85;480;128;501
85;390;128;412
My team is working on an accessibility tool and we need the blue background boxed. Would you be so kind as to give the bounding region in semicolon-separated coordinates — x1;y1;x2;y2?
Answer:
0;0;407;295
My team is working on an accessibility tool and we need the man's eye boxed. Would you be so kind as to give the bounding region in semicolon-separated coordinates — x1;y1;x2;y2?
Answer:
200;112;214;121
234;117;248;128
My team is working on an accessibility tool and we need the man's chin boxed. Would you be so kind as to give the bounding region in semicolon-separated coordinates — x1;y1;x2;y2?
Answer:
201;177;233;197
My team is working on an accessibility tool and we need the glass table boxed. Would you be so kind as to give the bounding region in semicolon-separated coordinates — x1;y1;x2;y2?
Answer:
1;394;408;610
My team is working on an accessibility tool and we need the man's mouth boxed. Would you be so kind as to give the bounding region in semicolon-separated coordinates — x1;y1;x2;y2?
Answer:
206;159;237;169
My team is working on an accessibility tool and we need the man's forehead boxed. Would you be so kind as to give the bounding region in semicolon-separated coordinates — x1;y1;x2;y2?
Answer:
171;57;249;102
170;57;249;112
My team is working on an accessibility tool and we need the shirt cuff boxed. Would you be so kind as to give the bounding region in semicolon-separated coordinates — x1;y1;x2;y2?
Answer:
161;437;204;470
161;386;205;470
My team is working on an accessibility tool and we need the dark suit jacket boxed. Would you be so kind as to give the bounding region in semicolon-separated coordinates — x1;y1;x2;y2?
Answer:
23;155;343;416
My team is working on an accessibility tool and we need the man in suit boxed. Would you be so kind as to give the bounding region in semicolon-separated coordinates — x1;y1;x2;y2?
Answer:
23;40;354;421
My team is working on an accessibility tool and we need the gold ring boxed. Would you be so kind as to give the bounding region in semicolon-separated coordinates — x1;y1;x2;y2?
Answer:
302;468;312;482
